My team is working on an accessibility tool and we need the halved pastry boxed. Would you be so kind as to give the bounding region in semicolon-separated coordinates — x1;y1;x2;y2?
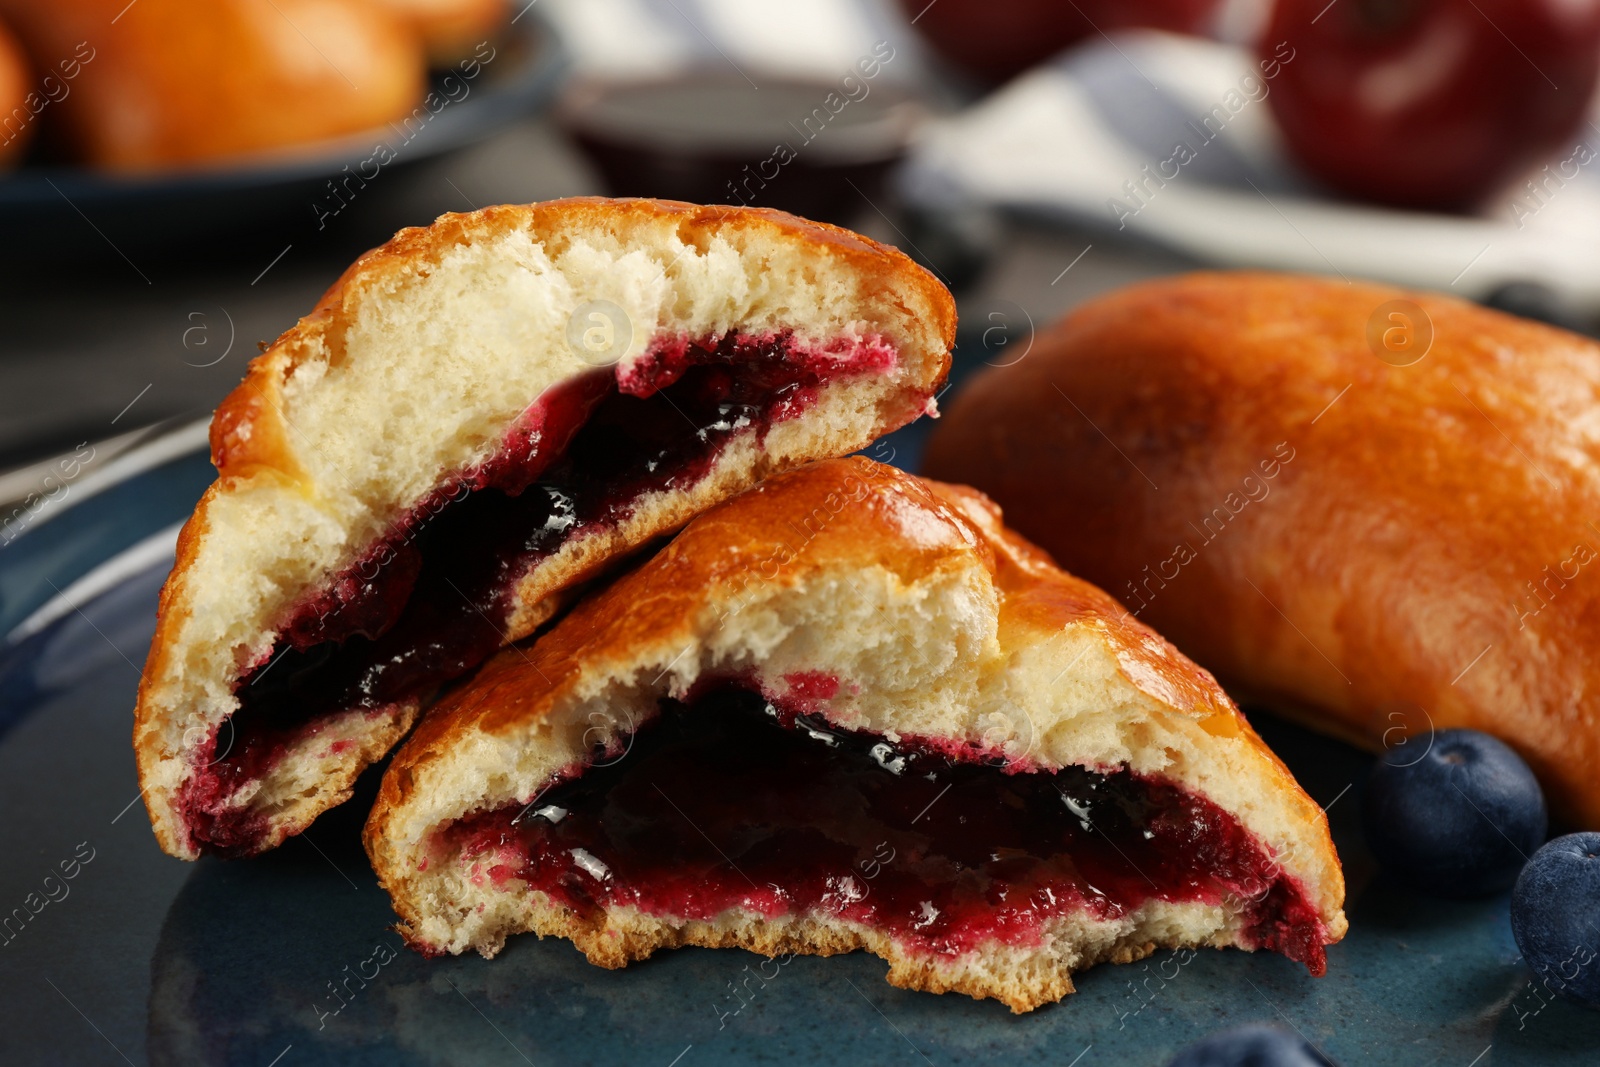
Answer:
364;458;1346;1013
135;199;954;860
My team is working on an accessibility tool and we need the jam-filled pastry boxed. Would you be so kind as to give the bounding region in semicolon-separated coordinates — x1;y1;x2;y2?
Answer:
923;271;1600;826
363;458;1346;1013
135;199;954;861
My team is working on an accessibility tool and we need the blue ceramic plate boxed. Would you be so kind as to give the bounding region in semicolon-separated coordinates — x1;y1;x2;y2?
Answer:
1;339;1595;1066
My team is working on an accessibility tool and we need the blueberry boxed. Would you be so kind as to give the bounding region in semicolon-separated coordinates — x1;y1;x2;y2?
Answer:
1167;1024;1336;1066
1361;728;1546;896
1511;832;1600;1007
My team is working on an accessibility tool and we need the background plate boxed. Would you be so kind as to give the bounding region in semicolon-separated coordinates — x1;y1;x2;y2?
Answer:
1;335;1596;1066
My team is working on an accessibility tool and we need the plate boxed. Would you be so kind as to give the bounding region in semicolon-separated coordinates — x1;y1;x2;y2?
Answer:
0;11;567;252
1;335;1596;1065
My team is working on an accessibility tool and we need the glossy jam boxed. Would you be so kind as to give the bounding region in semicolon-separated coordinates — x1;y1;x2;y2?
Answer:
178;332;897;853
449;687;1328;970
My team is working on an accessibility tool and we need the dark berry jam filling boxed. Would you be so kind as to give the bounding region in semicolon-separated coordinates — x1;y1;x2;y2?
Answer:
448;687;1329;970
178;332;898;854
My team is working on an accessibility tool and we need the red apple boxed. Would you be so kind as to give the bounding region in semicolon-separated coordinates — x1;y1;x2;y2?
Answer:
899;0;1219;85
1264;0;1600;211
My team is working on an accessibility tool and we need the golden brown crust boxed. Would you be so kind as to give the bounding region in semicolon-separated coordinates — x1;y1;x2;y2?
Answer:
0;0;425;170
365;458;1344;1005
925;270;1600;824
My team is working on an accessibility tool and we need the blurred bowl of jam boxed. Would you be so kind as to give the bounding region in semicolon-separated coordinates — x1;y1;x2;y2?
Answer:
556;72;926;226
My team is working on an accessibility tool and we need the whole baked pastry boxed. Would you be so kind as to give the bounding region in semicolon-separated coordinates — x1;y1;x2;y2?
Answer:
925;271;1600;825
135;198;953;860
364;457;1347;1013
0;0;424;169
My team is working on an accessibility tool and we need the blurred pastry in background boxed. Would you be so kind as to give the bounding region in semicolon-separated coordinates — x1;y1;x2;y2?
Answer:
0;18;31;167
925;272;1600;825
371;0;506;63
0;0;427;170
